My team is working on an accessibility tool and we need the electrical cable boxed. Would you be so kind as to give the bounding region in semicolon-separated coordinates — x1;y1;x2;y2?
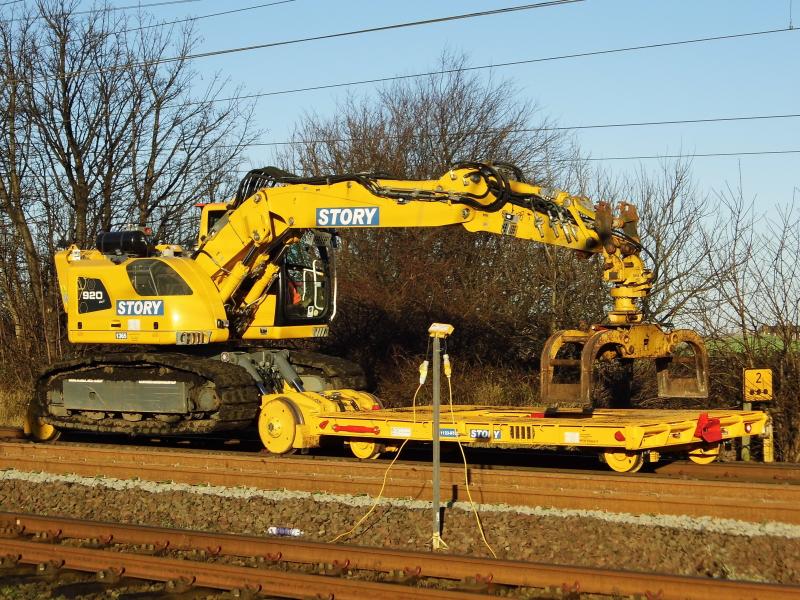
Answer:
121;0;297;34
443;352;497;559
327;437;410;544
25;0;581;83
329;340;432;544
238;113;800;148
187;27;799;107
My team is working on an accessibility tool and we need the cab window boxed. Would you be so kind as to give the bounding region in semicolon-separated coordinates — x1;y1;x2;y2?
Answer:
126;259;193;296
283;237;330;320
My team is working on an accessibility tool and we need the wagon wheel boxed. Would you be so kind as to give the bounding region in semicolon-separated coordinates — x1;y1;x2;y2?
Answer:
349;439;382;460
688;443;720;465
258;399;298;455
602;450;644;473
23;402;61;442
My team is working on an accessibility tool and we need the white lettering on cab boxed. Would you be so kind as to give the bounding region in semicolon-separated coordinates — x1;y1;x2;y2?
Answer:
116;299;164;316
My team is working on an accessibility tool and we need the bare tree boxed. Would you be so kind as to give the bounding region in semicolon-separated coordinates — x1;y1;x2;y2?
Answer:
696;188;800;460
0;0;257;398
629;159;732;328
277;52;605;404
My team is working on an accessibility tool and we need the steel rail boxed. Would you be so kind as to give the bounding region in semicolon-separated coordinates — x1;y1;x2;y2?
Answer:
0;427;24;440
2;513;799;599
0;538;491;600
1;440;798;524
4;428;800;482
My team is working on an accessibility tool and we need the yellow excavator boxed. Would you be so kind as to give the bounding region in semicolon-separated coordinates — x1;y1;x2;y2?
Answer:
25;161;708;444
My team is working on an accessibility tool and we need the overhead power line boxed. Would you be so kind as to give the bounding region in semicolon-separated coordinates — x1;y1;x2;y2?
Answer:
547;113;800;131
232;113;800;148
1;0;206;23
126;0;584;67
102;0;204;9
123;0;297;33
579;149;800;162
198;26;800;107
22;0;581;83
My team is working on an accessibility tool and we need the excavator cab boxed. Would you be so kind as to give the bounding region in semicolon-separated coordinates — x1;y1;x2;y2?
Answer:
278;232;335;324
238;230;337;340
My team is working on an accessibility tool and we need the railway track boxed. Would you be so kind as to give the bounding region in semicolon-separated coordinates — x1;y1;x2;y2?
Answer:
0;437;798;524
0;426;24;440
1;512;798;599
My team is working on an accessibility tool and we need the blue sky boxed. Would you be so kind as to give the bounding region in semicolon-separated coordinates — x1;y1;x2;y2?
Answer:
92;1;800;211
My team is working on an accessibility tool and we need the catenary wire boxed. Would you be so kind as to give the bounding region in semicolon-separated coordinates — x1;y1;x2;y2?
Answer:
33;0;582;82
186;26;800;107
121;0;297;33
223;113;800;148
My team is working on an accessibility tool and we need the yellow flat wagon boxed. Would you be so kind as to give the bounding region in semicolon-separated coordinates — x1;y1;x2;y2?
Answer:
257;389;768;473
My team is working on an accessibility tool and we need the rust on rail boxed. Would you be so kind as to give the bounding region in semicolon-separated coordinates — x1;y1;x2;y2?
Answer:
1;512;799;599
1;440;798;524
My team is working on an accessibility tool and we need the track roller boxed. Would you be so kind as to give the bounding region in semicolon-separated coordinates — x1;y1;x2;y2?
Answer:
688;443;721;465
349;439;383;460
602;449;644;473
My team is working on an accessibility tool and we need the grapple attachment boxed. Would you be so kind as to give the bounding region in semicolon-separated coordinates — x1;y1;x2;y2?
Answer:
540;324;709;407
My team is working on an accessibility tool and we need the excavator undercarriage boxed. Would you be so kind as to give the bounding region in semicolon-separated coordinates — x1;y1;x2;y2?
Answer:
30;349;366;437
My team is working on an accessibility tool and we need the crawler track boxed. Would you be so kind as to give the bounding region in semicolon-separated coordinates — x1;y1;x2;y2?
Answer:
34;353;260;434
1;512;798;599
1;439;798;524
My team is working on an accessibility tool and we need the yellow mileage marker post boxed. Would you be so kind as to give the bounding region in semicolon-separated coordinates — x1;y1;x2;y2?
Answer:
743;368;773;402
742;368;773;462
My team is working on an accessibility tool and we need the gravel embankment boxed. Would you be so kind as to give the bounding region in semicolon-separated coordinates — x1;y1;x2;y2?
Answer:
2;469;799;585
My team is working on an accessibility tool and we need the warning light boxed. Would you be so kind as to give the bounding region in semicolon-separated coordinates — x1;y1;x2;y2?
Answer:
614;431;626;442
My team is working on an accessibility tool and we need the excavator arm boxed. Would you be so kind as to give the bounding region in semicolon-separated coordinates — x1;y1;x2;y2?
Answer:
191;162;706;405
195;162;651;325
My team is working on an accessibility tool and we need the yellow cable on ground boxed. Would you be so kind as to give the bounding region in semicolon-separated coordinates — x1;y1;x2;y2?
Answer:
444;354;497;559
328;438;410;544
329;382;424;544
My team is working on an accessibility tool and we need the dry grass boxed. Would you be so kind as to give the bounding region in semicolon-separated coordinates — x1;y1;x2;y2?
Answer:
0;388;26;427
